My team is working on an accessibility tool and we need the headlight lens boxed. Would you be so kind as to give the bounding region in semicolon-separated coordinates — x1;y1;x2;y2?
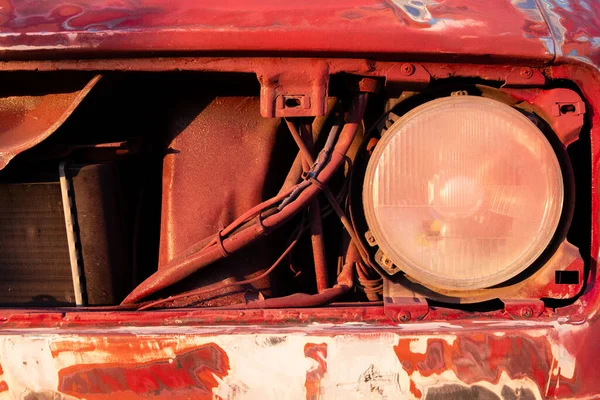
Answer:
363;96;564;290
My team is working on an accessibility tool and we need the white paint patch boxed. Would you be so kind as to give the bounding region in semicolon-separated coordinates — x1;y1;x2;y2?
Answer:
314;332;409;399
214;335;315;400
394;322;463;331
409;338;428;354
426;19;485;32
0;337;58;398
546;321;589;381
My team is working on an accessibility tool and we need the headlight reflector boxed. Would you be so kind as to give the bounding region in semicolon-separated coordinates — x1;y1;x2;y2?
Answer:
363;96;564;290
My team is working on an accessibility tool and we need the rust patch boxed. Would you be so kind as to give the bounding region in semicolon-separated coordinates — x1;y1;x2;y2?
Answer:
304;342;327;400
394;335;552;394
58;343;229;399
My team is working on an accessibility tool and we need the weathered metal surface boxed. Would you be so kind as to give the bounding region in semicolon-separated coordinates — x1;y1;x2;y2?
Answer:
0;1;554;62
158;96;286;304
0;74;100;169
0;319;593;399
498;87;586;146
538;0;600;66
0;1;596;398
259;61;329;118
159;96;282;267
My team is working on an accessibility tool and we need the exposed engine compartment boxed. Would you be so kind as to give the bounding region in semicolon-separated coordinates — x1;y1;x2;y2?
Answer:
0;67;590;321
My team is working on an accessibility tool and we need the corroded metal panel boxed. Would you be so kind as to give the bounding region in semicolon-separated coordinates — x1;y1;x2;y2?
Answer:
0;320;593;399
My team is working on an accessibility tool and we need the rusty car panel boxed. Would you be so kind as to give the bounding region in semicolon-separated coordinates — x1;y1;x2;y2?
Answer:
0;0;597;399
0;319;595;399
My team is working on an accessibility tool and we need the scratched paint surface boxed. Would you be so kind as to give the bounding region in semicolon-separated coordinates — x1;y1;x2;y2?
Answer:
0;321;592;399
538;0;600;65
0;0;553;61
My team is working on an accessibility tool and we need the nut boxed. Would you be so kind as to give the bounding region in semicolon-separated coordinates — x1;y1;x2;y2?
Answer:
400;63;415;76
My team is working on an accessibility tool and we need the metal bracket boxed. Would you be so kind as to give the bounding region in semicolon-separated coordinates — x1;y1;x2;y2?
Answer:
375;249;401;275
379;240;584;306
257;61;329;118
503;67;546;87
529;89;586;146
385;63;431;89
501;87;586;146
376;112;401;136
383;278;429;322
502;299;545;319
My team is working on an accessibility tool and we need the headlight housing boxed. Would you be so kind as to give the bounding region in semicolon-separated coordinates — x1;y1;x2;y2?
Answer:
363;96;564;290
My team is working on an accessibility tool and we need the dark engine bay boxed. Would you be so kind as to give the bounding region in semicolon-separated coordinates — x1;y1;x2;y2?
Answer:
0;70;589;320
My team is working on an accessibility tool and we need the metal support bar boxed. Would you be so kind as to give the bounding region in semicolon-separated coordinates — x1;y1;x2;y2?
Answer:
59;162;86;306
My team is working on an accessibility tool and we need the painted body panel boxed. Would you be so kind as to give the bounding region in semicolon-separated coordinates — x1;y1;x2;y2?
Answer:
0;315;595;399
0;0;554;62
0;0;599;399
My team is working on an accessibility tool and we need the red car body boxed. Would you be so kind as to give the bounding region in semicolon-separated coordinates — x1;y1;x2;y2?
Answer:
0;1;599;399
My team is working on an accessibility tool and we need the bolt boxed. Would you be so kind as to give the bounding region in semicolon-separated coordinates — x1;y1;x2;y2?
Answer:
397;310;411;322
520;67;533;79
521;307;533;319
365;231;377;246
383;257;393;267
400;63;415;76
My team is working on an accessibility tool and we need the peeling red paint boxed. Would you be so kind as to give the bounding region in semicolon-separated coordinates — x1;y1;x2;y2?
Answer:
304;342;327;400
409;380;422;398
394;334;553;396
58;343;229;399
0;362;6;393
0;1;595;398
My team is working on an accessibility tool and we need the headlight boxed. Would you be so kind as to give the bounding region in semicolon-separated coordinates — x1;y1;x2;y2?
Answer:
363;96;564;290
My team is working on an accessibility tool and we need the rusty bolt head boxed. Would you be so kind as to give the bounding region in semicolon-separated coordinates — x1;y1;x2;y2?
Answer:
400;63;415;76
397;310;411;322
520;67;533;79
520;307;533;319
